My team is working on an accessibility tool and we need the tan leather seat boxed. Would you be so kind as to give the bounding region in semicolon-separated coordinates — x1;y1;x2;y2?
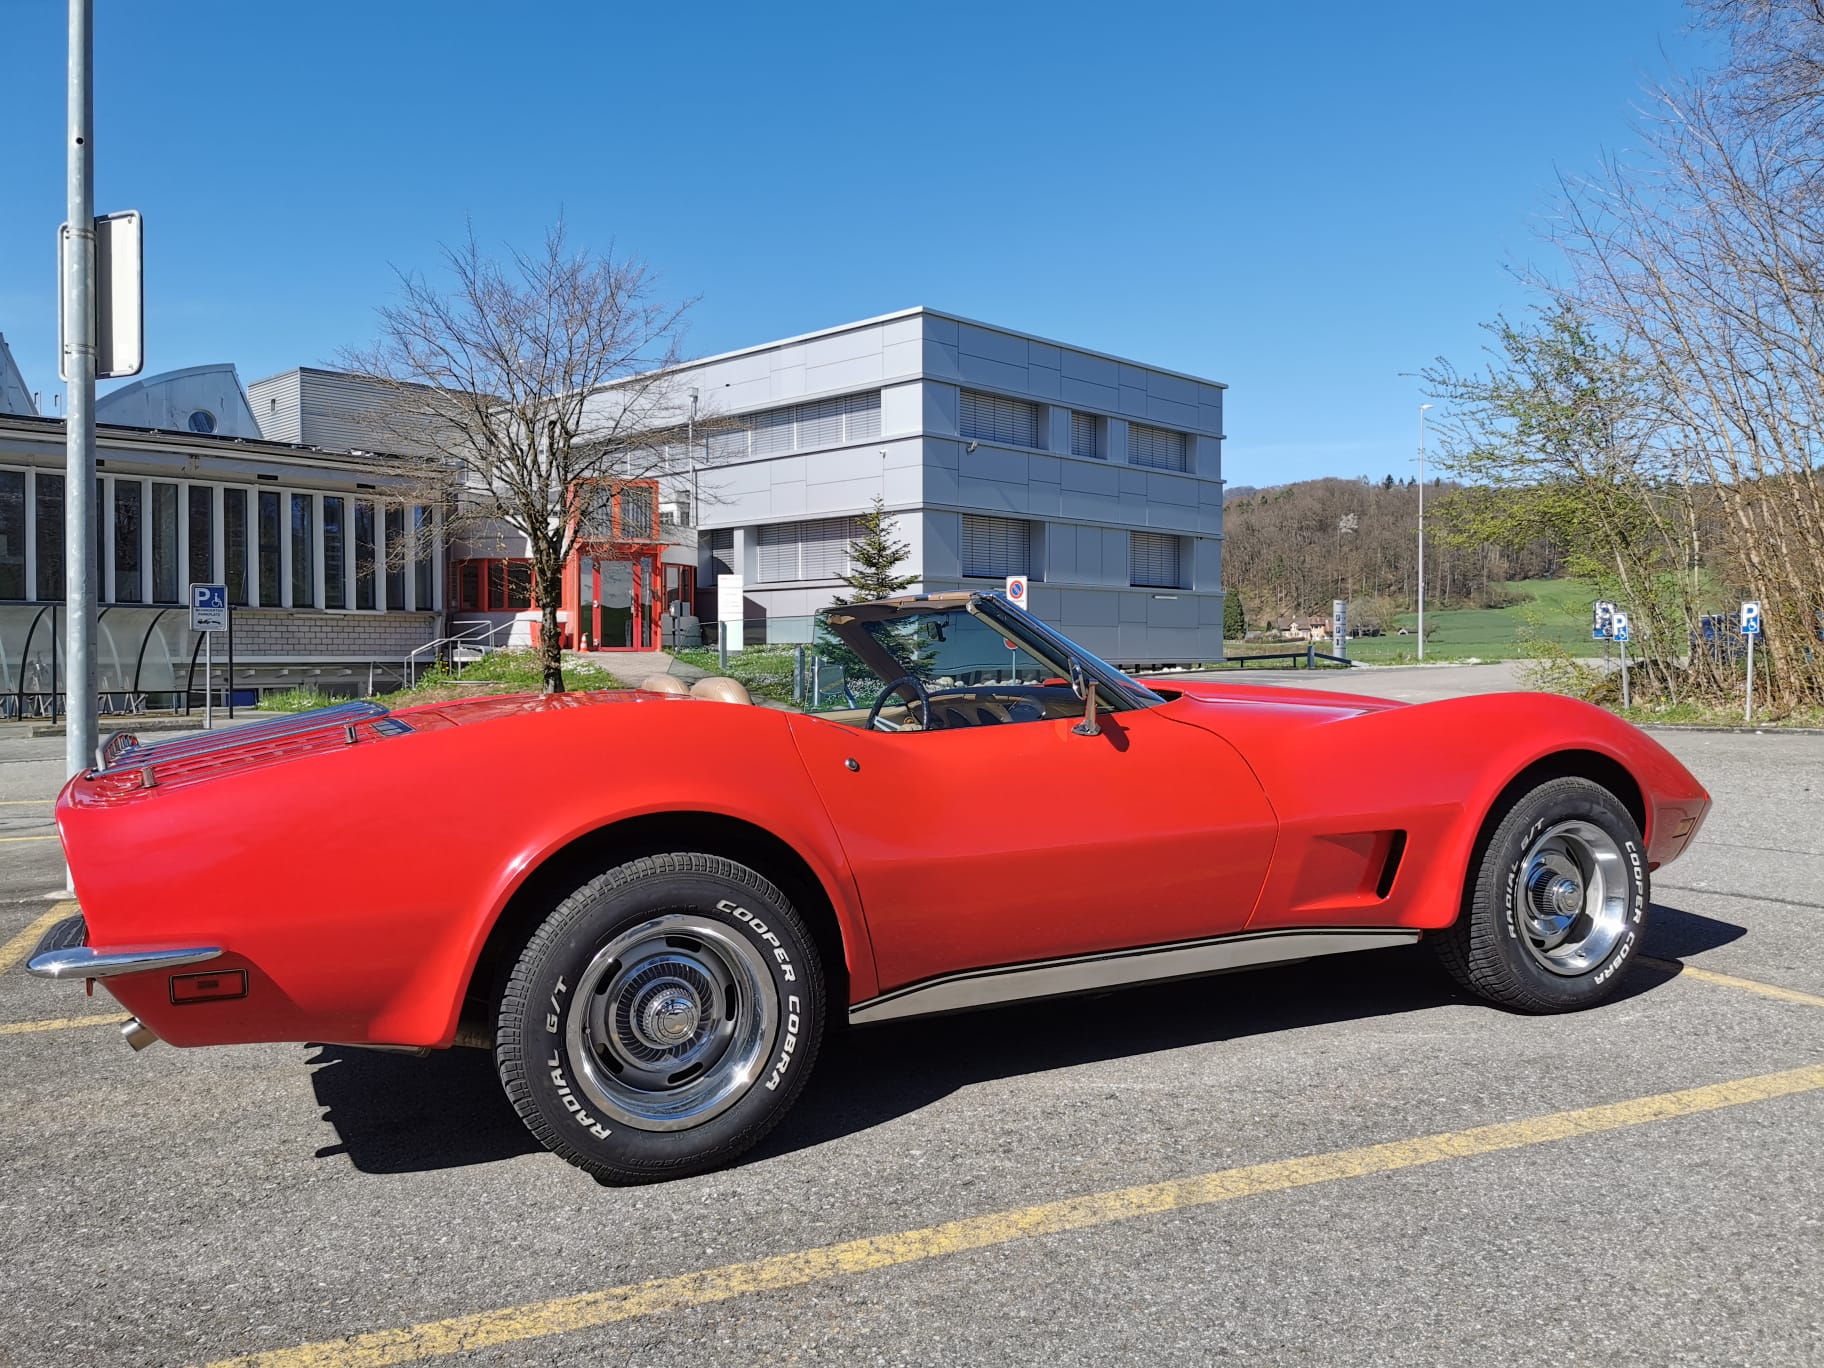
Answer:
689;676;753;705
638;674;691;696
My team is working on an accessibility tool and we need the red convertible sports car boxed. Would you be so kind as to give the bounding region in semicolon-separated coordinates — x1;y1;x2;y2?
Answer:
30;591;1710;1183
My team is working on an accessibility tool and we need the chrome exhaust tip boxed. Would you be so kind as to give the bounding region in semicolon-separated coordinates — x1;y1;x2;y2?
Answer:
121;1017;160;1052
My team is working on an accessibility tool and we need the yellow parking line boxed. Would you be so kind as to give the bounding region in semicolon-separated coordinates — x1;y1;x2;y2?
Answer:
0;903;76;974
203;1062;1824;1368
0;834;57;844
1643;955;1824;1009
0;1014;128;1036
0;799;52;805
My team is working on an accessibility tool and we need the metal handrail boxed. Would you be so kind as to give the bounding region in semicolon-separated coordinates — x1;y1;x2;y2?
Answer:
403;619;514;688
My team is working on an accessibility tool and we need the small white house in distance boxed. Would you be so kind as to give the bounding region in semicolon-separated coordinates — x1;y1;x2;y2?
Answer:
588;307;1229;668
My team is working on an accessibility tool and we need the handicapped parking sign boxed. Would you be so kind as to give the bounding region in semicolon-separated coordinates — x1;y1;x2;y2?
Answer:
1741;600;1761;636
1612;611;1630;645
190;582;228;632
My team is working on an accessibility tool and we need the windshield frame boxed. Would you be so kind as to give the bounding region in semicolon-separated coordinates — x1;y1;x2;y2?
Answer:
966;592;1164;711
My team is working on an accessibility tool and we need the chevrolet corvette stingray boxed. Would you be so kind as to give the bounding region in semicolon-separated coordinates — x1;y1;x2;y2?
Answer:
29;591;1710;1183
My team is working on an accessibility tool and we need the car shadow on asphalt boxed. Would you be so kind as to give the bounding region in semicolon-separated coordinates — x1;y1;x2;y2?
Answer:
306;900;1744;1176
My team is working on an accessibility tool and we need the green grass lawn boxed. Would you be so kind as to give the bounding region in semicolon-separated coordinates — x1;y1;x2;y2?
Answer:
257;650;627;711
1323;579;1601;665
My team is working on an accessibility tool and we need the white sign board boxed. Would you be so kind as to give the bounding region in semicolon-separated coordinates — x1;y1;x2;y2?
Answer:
189;582;227;632
60;210;144;380
1741;600;1761;636
1592;600;1615;642
1005;575;1029;610
1332;598;1348;654
716;573;744;654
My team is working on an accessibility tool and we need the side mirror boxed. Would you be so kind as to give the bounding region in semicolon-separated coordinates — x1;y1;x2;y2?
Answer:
1068;657;1088;700
1072;679;1102;737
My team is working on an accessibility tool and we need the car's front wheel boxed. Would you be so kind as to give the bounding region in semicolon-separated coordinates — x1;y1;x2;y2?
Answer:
1435;776;1648;1013
496;852;823;1184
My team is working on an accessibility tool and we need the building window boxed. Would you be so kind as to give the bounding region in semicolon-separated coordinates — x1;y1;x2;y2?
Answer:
454;558;534;611
0;470;23;600
114;479;143;603
225;488;250;606
322;496;346;609
1129;531;1184;589
384;505;405;610
756;517;859;583
618;484;656;540
1071;411;1103;459
413;505;434;610
151;482;180;603
1128;423;1189;472
354;501;376;610
961;515;1032;579
187;485;213;590
34;472;63;601
960;390;1041;449
256;491;281;606
707;527;734;578
704;390;882;461
290;494;315;607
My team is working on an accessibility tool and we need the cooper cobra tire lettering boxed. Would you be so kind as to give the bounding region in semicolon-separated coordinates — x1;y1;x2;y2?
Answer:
765;995;801;1092
719;898;798;982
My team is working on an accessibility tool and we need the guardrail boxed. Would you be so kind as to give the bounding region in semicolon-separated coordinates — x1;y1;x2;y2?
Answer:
1217;643;1354;670
404;619;518;688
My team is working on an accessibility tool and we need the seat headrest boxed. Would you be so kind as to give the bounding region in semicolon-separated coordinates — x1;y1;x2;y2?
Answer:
689;676;753;705
638;674;691;695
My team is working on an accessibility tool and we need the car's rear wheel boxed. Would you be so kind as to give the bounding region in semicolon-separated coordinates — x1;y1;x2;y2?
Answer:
1435;776;1647;1013
496;852;824;1184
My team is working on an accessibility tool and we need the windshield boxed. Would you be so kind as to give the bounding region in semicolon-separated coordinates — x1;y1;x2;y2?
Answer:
806;595;1160;715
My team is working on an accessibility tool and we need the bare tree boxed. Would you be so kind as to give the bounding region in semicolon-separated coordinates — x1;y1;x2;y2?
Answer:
344;222;696;692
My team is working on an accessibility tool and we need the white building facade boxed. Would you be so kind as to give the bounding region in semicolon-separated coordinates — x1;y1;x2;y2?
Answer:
641;308;1227;667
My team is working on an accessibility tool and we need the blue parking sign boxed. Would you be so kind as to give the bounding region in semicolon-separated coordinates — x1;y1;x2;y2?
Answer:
1741;600;1761;636
190;582;228;632
1612;612;1631;644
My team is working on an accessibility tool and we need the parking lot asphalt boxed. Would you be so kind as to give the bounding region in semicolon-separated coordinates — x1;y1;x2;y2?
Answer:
1;700;1820;1367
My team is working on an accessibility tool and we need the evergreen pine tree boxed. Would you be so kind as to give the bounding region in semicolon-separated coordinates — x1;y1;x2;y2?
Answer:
1223;592;1246;640
833;496;917;605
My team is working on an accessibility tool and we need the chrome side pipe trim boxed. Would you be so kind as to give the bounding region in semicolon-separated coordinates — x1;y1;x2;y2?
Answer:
848;927;1422;1026
121;1018;159;1051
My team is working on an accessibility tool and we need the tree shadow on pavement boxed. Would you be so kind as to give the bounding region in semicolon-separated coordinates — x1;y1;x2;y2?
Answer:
307;900;1743;1176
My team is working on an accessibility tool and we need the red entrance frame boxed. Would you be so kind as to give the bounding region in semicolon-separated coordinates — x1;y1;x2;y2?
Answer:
557;479;696;652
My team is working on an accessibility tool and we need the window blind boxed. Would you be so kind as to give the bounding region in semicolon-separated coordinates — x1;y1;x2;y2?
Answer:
1128;422;1189;471
1129;531;1183;588
961;515;1031;579
1071;411;1101;459
959;390;1041;448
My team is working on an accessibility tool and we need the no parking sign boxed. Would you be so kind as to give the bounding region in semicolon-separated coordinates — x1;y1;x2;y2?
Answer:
1004;576;1028;609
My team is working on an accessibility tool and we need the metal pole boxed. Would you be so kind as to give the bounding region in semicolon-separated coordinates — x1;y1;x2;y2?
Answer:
204;632;213;730
226;605;235;718
1744;634;1754;724
1621;639;1631;710
63;0;98;782
1417;403;1432;662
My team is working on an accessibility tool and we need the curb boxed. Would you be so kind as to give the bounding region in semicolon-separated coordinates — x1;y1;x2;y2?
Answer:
1637;722;1824;737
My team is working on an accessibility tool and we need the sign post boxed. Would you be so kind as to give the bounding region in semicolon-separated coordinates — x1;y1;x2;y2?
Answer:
1612;612;1631;709
190;583;227;729
1004;576;1028;651
716;573;744;667
1332;598;1348;660
1741;600;1761;723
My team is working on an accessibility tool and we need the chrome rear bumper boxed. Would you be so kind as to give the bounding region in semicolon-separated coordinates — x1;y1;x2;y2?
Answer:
25;914;222;980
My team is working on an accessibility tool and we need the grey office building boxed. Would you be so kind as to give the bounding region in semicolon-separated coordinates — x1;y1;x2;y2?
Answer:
658;308;1227;667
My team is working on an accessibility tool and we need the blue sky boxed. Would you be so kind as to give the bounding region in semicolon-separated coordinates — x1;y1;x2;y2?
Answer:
0;0;1704;487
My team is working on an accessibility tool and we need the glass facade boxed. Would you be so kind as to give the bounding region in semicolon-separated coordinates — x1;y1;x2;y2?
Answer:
0;467;438;614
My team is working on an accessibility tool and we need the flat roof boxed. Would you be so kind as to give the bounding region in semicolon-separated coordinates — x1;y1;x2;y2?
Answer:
668;306;1228;391
0;411;409;475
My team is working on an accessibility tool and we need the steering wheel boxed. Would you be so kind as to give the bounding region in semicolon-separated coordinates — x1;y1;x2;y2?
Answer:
866;675;939;732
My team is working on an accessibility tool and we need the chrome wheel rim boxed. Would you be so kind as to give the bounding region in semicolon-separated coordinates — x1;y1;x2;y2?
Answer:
565;914;777;1132
1515;820;1630;977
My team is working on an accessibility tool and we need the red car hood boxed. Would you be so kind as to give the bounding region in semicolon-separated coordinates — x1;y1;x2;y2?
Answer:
1146;677;1405;721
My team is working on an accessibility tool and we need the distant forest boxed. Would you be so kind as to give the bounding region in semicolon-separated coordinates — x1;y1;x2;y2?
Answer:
1221;476;1562;631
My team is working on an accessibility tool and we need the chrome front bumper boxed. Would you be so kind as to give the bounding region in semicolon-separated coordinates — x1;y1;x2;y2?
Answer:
25;913;222;980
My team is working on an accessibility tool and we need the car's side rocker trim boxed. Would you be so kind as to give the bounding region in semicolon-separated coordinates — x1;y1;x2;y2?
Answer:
847;927;1421;1025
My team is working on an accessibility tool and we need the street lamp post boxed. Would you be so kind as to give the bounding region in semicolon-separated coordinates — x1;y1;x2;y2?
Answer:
1417;403;1433;662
